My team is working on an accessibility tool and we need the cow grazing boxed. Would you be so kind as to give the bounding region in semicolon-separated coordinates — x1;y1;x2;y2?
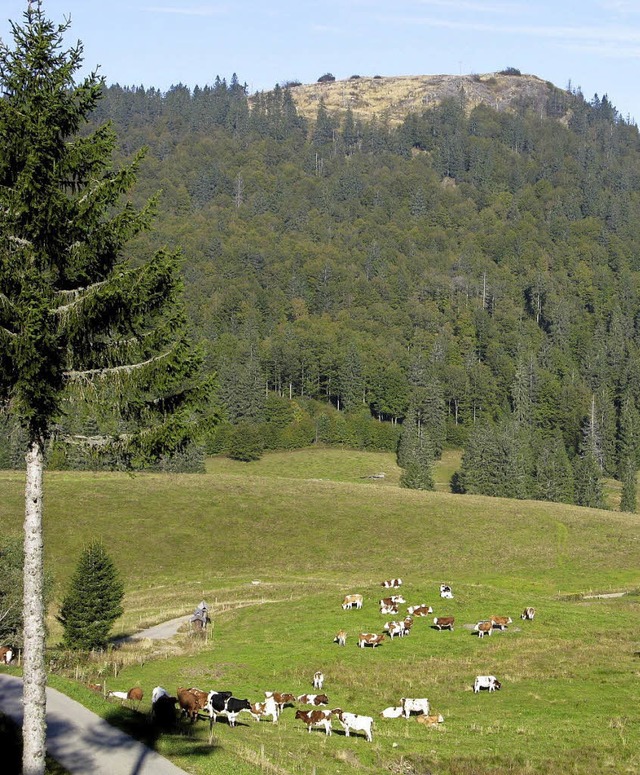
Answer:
416;713;445;727
264;691;296;714
358;632;385;648
206;692;251;726
473;675;501;693
383;620;406;639
297;693;329;706
342;594;363;610
381;578;402;588
248;697;279;724
403;616;414;633
380;706;404;718
521;607;535;620
401;697;430;718
490;615;513;630
379;603;399;615
0;647;13;665
151;687;178;727
334;629;347;646
313;671;324;690
380;595;406;606
178;687;208;722
334;709;374;742
433;616;454;630
295;708;333;735
407;604;433;617
474;621;493;638
440;584;453;599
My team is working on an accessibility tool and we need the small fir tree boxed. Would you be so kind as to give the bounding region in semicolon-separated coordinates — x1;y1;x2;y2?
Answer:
58;542;124;651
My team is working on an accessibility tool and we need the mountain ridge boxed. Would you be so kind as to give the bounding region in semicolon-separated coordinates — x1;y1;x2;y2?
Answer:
286;71;569;125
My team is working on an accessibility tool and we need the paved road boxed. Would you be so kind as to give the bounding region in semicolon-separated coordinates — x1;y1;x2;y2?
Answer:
116;615;191;645
0;674;188;775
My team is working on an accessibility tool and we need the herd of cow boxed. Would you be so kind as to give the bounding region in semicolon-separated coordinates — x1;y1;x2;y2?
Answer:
98;579;535;744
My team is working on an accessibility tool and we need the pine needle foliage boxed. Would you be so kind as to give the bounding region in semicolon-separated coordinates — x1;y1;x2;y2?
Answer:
57;541;124;650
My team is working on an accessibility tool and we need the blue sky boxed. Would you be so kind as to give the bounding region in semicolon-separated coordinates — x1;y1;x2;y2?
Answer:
2;1;640;122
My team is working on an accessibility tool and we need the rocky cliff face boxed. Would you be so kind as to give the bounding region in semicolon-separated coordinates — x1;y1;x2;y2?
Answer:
286;72;568;124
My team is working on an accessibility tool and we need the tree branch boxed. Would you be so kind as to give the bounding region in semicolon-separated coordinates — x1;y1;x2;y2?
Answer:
62;349;173;381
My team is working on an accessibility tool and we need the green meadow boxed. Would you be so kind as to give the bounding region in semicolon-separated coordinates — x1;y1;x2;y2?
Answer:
1;448;639;774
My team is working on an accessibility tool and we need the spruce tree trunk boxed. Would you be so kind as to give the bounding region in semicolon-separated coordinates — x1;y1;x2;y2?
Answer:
22;439;47;775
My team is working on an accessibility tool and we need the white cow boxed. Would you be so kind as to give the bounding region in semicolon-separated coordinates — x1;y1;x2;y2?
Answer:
380;706;404;718
473;675;501;693
335;710;374;742
440;584;453;599
313;671;324;690
400;697;430;717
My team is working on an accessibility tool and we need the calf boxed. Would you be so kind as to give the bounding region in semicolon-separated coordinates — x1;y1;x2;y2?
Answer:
407;604;433;617
403;616;414;633
358;632;385;648
521;607;535;620
474;621;492;638
334;709;374;742
490;615;513;630
433;616;454;630
473;675;501;693
313;671;324;690
264;691;296;715
401;697;430;717
440;584;453;599
381;578;402;588
295;708;333;735
0;647;13;665
380;595;406;606
380;706;404;718
342;594;363;610
416;713;445;727
297;693;329;706
248;697;279;724
127;687;144;706
334;629;347;646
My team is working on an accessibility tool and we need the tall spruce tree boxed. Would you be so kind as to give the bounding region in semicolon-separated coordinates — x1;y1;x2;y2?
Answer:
0;6;208;771
58;542;124;650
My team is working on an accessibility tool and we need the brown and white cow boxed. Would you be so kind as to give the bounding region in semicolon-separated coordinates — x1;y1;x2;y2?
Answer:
433;616;454;631
521;607;535;620
381;578;402;588
177;687;208;722
379;602;399;615
264;691;296;715
490;615;513;630
0;647;14;665
248;696;279;724
383;620;407;639
380;595;406;606
358;632;385;648
334;629;347;646
409;604;433;617
297;693;329;706
473;620;492;638
295;708;333;735
342;594;363;610
402;615;414;633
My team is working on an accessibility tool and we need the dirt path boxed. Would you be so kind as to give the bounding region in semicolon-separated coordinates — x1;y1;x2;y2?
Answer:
0;674;188;775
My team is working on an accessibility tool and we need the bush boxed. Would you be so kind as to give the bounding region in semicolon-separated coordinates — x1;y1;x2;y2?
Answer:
317;73;336;83
227;422;264;461
58;542;124;651
499;67;521;76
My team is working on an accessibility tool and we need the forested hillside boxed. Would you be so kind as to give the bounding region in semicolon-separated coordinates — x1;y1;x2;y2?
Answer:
3;72;640;507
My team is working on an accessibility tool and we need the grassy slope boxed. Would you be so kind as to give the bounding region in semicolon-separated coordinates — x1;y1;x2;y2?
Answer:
1;448;639;774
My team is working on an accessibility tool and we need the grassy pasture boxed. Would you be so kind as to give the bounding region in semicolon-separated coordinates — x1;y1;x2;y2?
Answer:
1;447;639;774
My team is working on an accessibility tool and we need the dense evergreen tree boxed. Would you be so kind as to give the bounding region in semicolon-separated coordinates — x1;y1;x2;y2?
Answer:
0;6;208;769
58;542;124;650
